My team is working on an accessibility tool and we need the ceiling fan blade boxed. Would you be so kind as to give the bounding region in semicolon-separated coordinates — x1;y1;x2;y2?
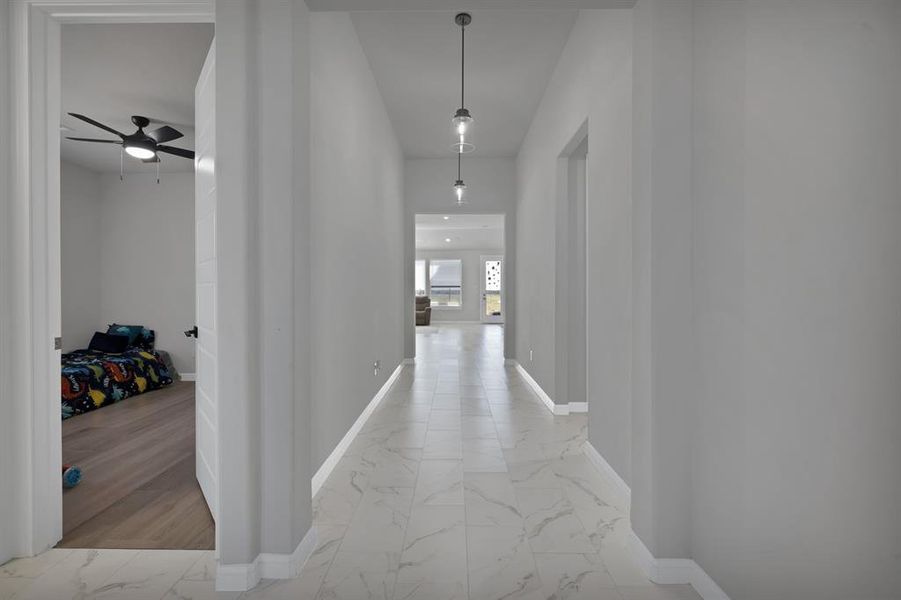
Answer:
148;125;183;144
66;136;122;144
157;145;195;160
68;113;125;138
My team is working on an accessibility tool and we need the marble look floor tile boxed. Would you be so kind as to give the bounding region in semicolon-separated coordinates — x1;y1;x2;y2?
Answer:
0;577;31;600
90;550;200;600
0;549;73;578
456;385;487;398
352;447;422;488
432;395;462;411
392;581;467;600
462;438;507;472
463;473;523;527
467;526;542;600
617;584;702;600
516;488;594;554
397;506;467;584
314;466;369;525
163;579;241;600
183;551;217;581
413;460;464;506
508;460;559;488
502;444;548;464
422;429;463;460
459;398;492;416
341;487;413;554
533;553;619;600
368;404;432;425
599;543;656;588
428;409;462;431
13;549;140;599
316;570;395;600
460;415;498;439
277;525;348;598
348;423;428;454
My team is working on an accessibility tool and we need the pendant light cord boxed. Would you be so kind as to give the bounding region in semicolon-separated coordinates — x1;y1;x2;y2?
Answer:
461;23;465;108
457;151;462;180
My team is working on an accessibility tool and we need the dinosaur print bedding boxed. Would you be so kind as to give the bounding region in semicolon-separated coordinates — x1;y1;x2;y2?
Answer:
61;348;173;419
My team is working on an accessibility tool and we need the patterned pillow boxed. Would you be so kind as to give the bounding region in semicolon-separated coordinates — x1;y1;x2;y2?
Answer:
107;324;155;349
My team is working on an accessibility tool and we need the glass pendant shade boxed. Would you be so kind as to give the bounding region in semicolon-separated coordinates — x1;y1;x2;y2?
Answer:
454;180;467;205
451;108;474;153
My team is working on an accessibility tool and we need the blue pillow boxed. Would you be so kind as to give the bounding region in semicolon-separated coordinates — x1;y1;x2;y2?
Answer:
89;332;129;354
107;324;144;345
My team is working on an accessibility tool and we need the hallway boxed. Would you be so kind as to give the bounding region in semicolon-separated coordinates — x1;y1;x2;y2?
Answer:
269;324;699;599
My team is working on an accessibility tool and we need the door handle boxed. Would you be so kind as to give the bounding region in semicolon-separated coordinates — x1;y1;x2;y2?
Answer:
185;326;198;338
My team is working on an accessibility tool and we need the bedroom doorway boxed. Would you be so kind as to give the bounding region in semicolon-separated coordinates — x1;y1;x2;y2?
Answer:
57;21;216;550
0;0;221;558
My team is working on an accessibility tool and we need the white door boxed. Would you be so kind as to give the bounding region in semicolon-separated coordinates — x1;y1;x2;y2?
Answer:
194;42;218;519
480;255;504;324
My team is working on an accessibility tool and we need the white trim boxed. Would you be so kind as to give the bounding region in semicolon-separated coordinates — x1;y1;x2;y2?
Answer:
580;443;729;600
583;441;631;504
216;526;319;591
216;557;260;592
311;363;404;497
509;360;569;415
259;526;318;579
629;532;731;600
8;0;214;560
568;401;588;413
180;372;197;381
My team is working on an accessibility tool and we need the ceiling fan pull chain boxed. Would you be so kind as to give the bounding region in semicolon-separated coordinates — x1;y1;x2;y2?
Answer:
156;160;160;185
119;146;124;181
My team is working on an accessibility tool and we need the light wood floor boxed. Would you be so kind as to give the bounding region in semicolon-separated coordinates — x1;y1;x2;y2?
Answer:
58;381;215;550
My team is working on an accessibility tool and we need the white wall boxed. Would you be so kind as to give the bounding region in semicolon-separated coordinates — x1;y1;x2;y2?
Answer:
310;12;405;471
513;7;634;488
60;162;101;352
0;0;17;567
404;158;517;357
415;249;504;323
96;172;195;373
689;1;901;597
58;164;195;372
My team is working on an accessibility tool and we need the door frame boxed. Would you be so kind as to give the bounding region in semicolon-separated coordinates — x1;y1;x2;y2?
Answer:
6;0;214;558
479;254;505;324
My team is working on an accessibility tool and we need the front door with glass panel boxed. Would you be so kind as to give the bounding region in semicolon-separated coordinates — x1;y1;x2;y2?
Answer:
480;255;504;323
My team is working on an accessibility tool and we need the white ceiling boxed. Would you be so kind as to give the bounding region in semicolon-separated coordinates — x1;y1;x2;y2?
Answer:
416;213;504;250
351;10;579;158
60;23;214;174
311;1;635;9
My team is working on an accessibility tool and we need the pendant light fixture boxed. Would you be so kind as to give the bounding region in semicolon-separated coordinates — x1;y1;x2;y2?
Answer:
452;12;473;154
454;152;467;205
452;12;472;205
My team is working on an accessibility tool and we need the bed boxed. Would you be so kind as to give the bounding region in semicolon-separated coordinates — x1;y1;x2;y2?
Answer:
61;326;174;419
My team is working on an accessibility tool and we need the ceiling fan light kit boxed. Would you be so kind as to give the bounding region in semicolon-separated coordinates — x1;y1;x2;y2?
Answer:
452;12;473;205
65;112;195;183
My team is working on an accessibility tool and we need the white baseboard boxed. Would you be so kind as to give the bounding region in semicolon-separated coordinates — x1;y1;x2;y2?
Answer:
311;363;404;497
180;372;196;381
579;443;729;600
568;401;588;413
259;526;318;579
583;441;631;505
217;527;318;591
629;531;731;600
509;360;569;415
216;556;260;592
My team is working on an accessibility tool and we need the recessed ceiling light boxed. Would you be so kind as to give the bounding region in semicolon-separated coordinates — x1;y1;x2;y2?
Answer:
445;238;452;243
443;216;450;220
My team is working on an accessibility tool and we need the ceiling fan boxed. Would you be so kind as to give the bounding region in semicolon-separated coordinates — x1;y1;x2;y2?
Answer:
65;113;195;163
